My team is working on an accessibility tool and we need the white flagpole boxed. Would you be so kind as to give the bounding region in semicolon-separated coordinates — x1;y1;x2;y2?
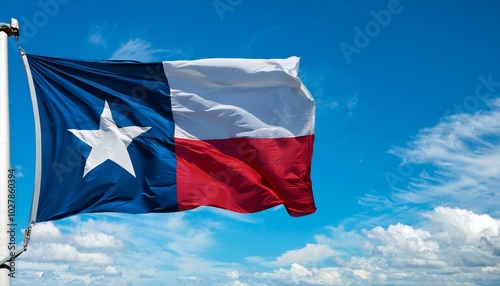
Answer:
0;18;19;286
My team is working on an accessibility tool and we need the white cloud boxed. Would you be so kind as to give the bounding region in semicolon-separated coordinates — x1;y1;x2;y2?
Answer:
263;243;336;267
31;222;64;242
17;219;130;284
25;242;114;265
425;206;500;241
255;263;343;285
71;231;123;249
162;212;216;254
352;269;370;279
16;212;229;285
357;207;500;278
103;265;120;275
244;207;500;285
17;208;500;285
365;223;438;257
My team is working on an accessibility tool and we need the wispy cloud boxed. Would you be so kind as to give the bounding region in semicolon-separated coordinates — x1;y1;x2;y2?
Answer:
14;165;25;178
330;101;339;109
88;23;108;47
110;38;161;62
388;98;500;215
347;93;358;115
298;70;341;112
204;207;262;224
110;38;187;62
357;193;393;212
238;98;500;285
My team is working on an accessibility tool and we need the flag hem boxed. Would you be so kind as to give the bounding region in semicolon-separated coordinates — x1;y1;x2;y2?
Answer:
20;51;42;224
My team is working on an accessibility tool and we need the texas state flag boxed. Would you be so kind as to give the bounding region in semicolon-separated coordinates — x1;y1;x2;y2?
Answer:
25;54;315;223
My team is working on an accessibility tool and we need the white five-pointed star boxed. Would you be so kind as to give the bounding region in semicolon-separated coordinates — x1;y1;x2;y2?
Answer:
68;100;151;177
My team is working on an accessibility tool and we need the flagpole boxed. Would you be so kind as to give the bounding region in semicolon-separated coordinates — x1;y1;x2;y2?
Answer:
0;18;19;286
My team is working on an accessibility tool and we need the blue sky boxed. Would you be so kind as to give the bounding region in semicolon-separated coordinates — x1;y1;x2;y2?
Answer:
2;0;500;285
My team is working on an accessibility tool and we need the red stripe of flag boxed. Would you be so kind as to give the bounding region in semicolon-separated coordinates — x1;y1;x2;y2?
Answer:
175;135;315;216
